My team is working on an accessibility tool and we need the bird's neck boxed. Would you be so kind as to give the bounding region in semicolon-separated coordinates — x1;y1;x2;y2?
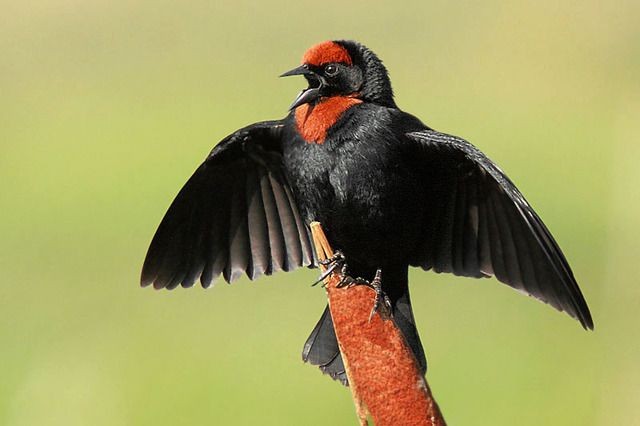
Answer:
294;96;362;144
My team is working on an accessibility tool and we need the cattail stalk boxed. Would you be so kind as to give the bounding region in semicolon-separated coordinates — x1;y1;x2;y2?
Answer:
310;222;446;426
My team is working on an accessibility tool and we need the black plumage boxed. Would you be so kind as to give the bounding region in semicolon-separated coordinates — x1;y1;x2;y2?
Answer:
141;121;315;289
141;40;592;386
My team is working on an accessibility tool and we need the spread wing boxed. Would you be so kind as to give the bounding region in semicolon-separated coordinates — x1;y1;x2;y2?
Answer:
406;130;593;329
141;120;315;289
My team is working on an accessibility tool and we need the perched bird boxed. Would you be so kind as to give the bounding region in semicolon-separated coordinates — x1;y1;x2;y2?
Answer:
141;40;593;385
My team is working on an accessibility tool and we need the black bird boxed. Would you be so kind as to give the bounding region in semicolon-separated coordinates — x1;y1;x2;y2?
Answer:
141;40;593;385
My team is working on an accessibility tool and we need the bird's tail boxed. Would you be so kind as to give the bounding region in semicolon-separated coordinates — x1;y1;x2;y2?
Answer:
302;305;349;385
302;271;426;386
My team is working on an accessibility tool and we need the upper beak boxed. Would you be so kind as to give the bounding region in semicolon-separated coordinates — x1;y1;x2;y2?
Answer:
279;64;312;78
280;64;323;110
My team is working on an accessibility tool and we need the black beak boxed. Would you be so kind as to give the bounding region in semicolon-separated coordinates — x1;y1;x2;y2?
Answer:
279;64;312;78
280;64;324;110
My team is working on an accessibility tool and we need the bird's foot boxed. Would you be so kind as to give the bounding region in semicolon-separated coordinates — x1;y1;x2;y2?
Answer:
335;268;393;321
319;250;346;268
335;273;368;289
314;255;392;321
312;251;346;287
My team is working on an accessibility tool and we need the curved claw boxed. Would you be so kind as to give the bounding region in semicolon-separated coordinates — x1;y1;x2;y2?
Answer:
369;292;393;322
311;261;341;287
312;251;347;287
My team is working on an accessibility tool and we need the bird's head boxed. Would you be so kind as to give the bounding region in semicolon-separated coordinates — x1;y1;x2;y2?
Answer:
281;40;396;110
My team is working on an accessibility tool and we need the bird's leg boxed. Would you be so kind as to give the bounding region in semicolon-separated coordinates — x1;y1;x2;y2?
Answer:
367;269;393;321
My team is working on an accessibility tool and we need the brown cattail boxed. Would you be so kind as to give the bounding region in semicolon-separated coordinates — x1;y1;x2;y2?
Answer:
310;222;446;426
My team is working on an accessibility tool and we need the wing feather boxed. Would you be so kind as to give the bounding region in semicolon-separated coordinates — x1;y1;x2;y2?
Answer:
141;121;316;290
245;167;270;280
407;130;593;329
269;172;304;270
260;171;287;273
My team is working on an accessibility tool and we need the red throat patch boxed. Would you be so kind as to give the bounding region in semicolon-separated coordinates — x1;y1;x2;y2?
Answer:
295;96;362;144
302;41;352;66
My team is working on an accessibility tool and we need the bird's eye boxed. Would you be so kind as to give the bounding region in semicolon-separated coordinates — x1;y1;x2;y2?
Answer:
324;64;339;77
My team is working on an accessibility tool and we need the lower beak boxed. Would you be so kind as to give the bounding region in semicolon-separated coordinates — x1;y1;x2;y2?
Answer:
280;64;323;110
288;87;321;111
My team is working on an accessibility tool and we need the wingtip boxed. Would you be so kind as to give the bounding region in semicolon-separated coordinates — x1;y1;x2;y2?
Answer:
140;272;153;288
140;259;158;288
570;294;594;331
568;302;593;330
581;315;595;331
152;280;166;290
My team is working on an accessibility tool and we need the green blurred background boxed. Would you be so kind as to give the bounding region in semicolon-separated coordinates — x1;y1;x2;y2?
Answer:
1;1;639;425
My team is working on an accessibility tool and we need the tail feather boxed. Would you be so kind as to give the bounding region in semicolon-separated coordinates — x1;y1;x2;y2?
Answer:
302;305;348;385
390;283;427;374
302;273;426;386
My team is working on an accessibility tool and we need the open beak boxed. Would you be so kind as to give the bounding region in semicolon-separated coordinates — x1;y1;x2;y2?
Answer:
280;64;324;110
